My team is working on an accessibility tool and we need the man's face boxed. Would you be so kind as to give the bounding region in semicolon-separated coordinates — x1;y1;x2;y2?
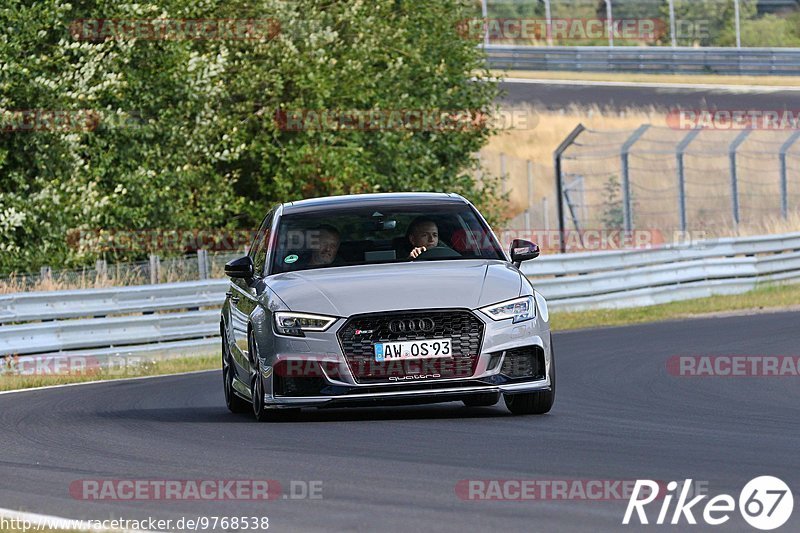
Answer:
310;229;340;265
409;221;438;249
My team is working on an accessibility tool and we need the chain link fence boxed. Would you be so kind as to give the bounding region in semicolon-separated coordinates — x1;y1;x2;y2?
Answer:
477;0;800;48
486;124;800;252
0;251;241;294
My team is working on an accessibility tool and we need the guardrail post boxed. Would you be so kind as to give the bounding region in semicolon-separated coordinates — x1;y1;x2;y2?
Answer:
620;124;651;233
149;254;161;284
729;129;752;230
554;124;586;253
676;128;702;232
779;131;800;220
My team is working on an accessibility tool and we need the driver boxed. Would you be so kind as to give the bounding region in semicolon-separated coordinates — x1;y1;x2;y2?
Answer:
406;217;439;259
306;225;341;266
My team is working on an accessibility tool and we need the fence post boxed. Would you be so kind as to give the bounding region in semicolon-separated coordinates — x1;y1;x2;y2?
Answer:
729;129;752;230
779;131;800;220
620;125;651;233
676;128;702;233
604;0;614;47
554;124;586;253
197;249;209;280
543;0;553;46
480;0;488;47
40;266;52;284
525;160;534;231
668;0;677;47
500;152;507;194
149;254;161;284
95;259;108;280
542;197;549;232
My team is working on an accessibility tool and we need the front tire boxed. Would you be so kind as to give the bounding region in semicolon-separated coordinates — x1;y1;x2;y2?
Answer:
503;347;556;415
222;327;250;414
250;331;299;422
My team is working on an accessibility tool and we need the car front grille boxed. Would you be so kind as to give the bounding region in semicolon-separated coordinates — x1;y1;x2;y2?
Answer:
337;310;484;384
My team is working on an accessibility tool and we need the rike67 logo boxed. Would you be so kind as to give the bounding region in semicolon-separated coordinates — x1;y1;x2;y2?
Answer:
624;477;794;530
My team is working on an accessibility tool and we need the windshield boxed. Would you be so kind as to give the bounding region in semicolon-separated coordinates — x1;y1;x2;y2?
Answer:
270;203;506;274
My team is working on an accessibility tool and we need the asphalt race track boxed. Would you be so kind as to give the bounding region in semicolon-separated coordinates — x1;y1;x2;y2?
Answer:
499;79;800;111
1;311;798;532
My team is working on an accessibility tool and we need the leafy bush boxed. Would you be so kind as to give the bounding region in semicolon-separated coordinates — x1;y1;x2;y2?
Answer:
0;0;501;275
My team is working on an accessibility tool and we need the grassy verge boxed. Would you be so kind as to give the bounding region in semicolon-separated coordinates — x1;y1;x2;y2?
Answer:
551;283;800;331
0;353;219;392
488;69;800;87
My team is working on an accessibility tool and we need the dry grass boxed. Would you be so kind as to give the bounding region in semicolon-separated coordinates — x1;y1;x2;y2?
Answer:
490;69;800;87
484;105;800;239
0;353;218;392
551;282;800;331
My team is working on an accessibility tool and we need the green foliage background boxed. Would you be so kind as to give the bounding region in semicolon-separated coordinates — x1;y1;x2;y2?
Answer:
0;0;502;274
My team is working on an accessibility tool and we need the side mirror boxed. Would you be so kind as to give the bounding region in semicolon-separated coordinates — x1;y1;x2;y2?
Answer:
510;239;540;268
225;256;254;279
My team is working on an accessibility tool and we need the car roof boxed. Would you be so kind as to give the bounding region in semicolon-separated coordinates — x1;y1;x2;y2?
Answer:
281;192;468;215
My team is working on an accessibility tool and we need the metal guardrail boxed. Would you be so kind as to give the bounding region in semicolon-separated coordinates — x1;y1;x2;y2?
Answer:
485;45;800;75
523;232;800;310
1;232;799;358
0;280;228;324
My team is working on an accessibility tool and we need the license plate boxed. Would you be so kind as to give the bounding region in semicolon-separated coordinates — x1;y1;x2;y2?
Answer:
374;339;452;362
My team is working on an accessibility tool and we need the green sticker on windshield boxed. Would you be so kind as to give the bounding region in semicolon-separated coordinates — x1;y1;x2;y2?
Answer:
284;254;298;264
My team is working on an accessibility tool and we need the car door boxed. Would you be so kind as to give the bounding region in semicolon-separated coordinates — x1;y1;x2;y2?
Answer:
230;210;275;373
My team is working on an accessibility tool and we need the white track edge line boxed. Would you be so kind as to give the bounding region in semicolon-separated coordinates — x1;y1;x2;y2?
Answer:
0;506;157;533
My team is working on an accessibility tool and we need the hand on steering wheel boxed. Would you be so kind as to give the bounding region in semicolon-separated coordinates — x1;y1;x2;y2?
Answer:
409;247;427;259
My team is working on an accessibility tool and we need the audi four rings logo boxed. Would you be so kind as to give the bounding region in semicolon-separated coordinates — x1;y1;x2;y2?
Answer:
388;318;435;333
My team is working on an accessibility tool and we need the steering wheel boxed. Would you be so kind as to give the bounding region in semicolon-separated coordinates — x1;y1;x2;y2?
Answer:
413;246;462;260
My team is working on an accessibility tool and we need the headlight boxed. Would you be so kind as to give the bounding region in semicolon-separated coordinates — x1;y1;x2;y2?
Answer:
479;296;536;323
274;312;337;337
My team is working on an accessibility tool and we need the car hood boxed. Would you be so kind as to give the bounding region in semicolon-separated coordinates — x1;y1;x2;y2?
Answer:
267;260;523;317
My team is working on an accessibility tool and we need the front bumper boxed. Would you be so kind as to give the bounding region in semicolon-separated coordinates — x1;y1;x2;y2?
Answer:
264;378;552;409
256;305;553;409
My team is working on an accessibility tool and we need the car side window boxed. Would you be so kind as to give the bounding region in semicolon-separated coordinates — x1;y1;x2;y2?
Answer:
250;209;275;277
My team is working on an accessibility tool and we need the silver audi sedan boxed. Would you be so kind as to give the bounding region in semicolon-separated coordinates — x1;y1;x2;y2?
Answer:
221;192;555;421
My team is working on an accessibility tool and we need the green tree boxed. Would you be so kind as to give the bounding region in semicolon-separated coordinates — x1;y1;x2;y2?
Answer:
0;0;501;275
